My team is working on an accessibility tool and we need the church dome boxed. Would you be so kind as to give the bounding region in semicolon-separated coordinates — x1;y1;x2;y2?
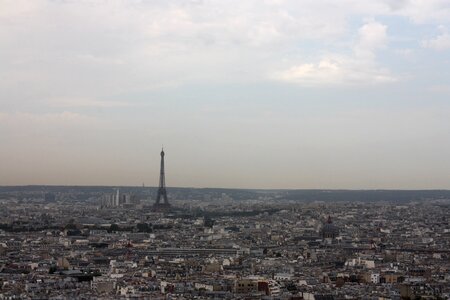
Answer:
321;216;339;239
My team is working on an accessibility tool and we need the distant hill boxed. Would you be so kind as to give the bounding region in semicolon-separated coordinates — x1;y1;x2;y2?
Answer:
0;185;449;203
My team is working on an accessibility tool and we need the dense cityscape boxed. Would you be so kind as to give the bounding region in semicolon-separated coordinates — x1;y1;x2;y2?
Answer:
3;0;450;299
1;181;449;299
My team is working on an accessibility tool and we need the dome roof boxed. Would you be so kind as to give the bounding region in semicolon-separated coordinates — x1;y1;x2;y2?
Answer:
322;222;339;233
321;216;339;238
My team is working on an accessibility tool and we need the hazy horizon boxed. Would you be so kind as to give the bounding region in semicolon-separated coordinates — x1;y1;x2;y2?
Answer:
1;184;450;192
1;1;450;189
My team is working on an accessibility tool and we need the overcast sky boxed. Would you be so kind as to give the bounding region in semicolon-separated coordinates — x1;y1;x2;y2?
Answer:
1;0;450;189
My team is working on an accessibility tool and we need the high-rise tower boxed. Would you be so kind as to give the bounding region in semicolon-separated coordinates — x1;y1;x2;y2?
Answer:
153;148;171;211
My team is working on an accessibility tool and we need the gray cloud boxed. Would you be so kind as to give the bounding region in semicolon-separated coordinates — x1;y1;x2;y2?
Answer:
1;0;450;188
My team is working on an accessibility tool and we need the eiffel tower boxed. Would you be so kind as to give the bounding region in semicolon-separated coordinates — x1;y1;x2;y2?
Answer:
153;148;171;211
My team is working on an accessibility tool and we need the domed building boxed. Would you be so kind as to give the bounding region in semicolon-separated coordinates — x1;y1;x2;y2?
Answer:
321;215;339;240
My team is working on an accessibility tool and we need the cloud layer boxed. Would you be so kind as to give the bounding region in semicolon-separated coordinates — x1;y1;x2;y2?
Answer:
1;0;449;99
274;21;397;86
1;0;450;188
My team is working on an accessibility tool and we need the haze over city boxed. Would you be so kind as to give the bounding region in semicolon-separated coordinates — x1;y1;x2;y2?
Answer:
1;0;450;189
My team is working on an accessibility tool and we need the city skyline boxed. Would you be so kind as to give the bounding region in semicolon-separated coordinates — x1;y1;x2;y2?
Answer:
1;1;450;189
